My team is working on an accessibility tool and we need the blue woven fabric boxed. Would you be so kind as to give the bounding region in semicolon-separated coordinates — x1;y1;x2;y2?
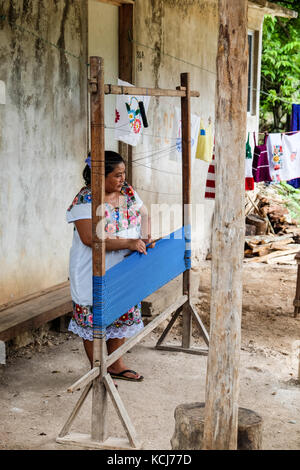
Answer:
93;226;190;330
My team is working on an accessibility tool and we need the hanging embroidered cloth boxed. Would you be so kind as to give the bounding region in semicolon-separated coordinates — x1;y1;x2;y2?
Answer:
170;107;200;162
267;132;300;183
114;79;151;147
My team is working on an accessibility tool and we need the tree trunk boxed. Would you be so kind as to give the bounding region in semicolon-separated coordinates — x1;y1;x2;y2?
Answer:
171;403;263;450
202;0;248;450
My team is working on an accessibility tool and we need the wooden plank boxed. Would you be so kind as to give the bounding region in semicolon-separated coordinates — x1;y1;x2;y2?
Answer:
189;303;210;346
0;286;72;342
180;72;192;349
96;0;135;6
156;345;208;356
202;0;248;450
67;367;100;393
104;84;200;98
246;193;275;235
104;374;140;448
155;305;183;347
96;0;134;6
57;433;142;450
106;295;188;368
90;56;108;443
0;281;69;312
249;0;298;19
245;247;299;263
58;383;92;438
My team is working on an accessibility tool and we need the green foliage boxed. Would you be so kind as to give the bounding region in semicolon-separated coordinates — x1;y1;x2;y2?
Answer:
260;0;300;132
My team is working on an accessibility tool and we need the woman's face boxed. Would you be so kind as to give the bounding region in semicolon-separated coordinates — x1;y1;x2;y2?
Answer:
105;163;126;193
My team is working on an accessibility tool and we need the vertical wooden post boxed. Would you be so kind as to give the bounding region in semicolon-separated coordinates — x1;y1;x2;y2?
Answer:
181;72;192;349
90;56;108;442
202;0;248;450
119;3;134;185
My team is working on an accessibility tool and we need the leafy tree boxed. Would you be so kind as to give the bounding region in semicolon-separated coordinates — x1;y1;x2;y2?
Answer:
260;0;300;132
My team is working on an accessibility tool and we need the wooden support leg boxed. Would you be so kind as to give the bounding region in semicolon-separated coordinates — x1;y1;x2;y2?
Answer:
57;383;92;439
182;301;192;349
189;303;209;346
103;374;141;449
293;252;300;317
155;301;209;356
91;337;108;442
155;306;183;347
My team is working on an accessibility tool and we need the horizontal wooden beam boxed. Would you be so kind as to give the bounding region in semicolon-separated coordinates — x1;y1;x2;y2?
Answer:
249;0;298;18
0;285;72;342
95;0;134;7
156;345;208;356
67;367;100;393
106;295;188;368
104;84;200;98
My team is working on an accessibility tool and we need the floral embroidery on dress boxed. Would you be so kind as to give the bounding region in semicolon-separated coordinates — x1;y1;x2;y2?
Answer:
72;302;142;330
67;187;92;212
70;181;143;333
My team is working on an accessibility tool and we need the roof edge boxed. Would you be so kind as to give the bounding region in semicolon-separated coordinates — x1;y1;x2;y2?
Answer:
249;0;298;18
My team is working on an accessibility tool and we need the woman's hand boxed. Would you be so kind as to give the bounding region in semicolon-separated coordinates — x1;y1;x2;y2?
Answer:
142;237;156;249
127;239;147;255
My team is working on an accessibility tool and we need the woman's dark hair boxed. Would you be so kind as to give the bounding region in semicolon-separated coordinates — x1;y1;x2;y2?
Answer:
83;151;125;186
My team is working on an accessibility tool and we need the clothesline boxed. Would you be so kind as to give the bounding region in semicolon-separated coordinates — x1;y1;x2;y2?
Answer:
257;130;300;135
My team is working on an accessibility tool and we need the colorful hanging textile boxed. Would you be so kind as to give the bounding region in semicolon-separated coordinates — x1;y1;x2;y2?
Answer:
287;104;300;188
267;132;300;183
195;120;213;162
252;133;272;183
170;107;200;162
245;132;254;191
205;151;216;199
114;79;151;147
291;104;300;132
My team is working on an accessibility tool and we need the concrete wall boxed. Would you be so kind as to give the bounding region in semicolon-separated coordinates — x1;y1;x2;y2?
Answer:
247;6;265;151
131;1;266;260
133;0;218;260
0;0;268;306
0;0;88;304
88;0;119;152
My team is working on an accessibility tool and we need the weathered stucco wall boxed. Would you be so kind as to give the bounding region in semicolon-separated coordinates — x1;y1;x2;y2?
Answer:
247;6;265;151
0;0;88;304
88;0;118;152
133;0;218;259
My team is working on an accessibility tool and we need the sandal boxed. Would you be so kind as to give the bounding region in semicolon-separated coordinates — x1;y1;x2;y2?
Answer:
109;369;144;382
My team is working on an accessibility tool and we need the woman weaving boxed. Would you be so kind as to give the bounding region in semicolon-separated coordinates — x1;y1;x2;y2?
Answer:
66;151;155;382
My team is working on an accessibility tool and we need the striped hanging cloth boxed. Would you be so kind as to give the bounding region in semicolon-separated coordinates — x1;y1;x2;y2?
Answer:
205;151;216;199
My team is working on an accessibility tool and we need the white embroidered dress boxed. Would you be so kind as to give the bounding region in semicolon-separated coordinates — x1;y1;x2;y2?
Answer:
66;183;144;341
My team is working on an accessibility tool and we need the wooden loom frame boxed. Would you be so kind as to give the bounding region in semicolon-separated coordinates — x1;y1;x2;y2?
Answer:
56;56;209;450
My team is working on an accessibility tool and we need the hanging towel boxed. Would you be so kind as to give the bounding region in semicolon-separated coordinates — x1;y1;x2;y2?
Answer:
252;133;272;183
171;107;200;162
195;120;213;162
205;150;216;199
114;79;151;147
245;133;254;191
282;132;300;180
267;132;300;182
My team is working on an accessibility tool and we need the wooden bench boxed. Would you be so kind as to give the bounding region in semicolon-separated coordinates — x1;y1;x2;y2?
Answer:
0;282;72;364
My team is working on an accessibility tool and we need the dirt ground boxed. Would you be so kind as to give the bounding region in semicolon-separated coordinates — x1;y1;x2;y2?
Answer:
0;260;299;450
